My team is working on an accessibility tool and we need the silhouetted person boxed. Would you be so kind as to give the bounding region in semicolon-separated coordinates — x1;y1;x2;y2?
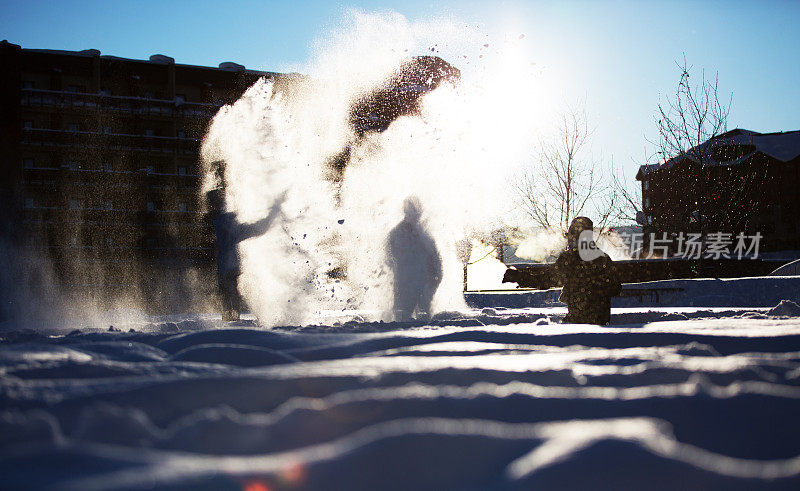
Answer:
207;188;284;321
387;197;442;321
554;217;621;325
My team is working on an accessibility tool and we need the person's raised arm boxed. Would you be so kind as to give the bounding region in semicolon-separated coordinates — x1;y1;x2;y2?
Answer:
236;192;287;241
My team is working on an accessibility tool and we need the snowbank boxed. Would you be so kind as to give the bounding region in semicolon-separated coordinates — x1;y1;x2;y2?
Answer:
467;276;800;309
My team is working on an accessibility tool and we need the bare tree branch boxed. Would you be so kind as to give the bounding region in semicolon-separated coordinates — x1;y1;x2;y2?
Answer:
652;56;731;168
513;107;618;235
613;56;733;227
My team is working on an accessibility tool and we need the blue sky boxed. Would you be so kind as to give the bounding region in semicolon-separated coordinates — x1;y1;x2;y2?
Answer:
3;0;799;177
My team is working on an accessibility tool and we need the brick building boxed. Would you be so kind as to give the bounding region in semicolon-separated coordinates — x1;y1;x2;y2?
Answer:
637;129;800;253
0;41;278;314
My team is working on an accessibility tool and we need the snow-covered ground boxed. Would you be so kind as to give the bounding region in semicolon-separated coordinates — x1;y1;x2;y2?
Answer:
3;296;800;490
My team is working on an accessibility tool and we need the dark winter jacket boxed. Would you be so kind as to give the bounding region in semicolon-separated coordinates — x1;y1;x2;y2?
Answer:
554;246;621;325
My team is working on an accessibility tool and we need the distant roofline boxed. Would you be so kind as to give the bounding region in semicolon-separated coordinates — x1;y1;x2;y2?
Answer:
636;128;800;180
746;129;800;137
2;40;283;77
716;128;800;139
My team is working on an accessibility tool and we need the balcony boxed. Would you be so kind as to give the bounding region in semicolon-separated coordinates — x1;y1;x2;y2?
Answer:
21;128;201;154
22;206;61;224
20;88;221;120
21;166;61;182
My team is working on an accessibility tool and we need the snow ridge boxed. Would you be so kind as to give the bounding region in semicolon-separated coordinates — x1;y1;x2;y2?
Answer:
3;306;800;489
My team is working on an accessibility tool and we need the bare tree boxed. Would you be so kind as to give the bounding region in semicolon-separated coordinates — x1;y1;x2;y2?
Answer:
610;162;642;224
650;57;756;242
612;56;733;227
653;55;731;169
513;108;617;234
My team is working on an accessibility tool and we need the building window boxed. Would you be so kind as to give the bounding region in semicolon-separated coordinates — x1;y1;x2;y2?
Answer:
144;91;153;99
69;199;83;210
179;202;187;212
147;202;155;212
21;81;34;89
67;85;85;93
104;162;113;172
70;237;78;247
106;237;114;247
644;197;650;209
175;94;186;103
23;158;34;169
144;129;155;137
24;198;35;209
178;166;187;176
146;165;155;174
105;200;113;211
68;123;81;132
103;126;112;134
22;120;33;130
177;130;186;139
68;161;79;171
643;180;650;191
99;89;111;96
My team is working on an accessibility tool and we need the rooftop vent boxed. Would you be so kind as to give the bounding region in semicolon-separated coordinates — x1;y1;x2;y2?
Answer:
219;62;245;71
79;49;100;57
149;54;175;65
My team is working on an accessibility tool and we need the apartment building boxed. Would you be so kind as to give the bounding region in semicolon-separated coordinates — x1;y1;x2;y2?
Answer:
0;41;277;312
637;128;800;252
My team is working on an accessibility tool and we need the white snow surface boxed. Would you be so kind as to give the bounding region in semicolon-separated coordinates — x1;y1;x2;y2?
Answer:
3;298;800;490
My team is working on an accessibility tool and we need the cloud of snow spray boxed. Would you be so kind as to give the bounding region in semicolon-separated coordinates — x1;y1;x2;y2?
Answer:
202;11;542;326
513;228;632;263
